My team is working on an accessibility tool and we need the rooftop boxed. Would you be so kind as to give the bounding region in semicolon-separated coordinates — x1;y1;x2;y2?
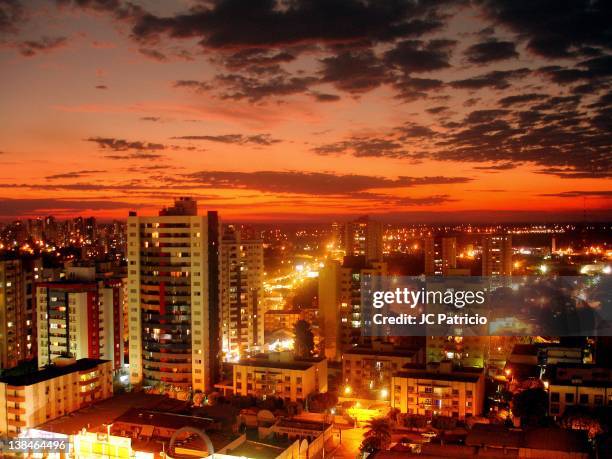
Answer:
344;347;418;358
236;356;325;371
39;392;189;436
227;440;287;459
113;408;214;432
0;358;109;386
511;344;539;356
275;418;332;431
265;309;302;315
393;369;482;383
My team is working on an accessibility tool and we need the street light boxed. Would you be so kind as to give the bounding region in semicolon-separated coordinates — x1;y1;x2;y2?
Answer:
380;388;389;399
344;385;352;396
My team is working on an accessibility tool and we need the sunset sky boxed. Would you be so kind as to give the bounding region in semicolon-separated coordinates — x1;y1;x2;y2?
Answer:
0;0;610;222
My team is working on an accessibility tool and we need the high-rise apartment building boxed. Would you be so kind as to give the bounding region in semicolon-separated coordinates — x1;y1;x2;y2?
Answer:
127;198;221;392
424;235;457;275
63;266;126;370
319;256;387;360
481;234;513;276
99;278;126;370
0;258;40;371
220;226;264;361
344;216;383;262
36;281;118;367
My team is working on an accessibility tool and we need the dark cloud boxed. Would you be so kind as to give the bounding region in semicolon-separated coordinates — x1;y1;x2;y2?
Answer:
536;168;611;179
450;68;531;90
530;95;581;111
18;36;67;57
95;84;108;90
396;122;434;138
464;39;518;64
105;152;164;160
392;75;444;100
45;169;106;180
539;190;612;198
312;137;409;159
430;106;612;178
473;162;516;171
426;106;449;114
320;49;389;93
138;47;167;61
498;93;547;107
464;109;509;124
214;72;318;101
131;0;447;49
350;192;454;206
86;136;166;151
539;56;612;88
184;170;471;195
479;0;612;58
581;55;612;77
385;39;455;73
0;197;136;217
219;48;296;73
55;0;143;21
140;116;161;122
310;91;340;102
172;134;281;145
0;0;24;35
539;65;591;84
173;79;212;92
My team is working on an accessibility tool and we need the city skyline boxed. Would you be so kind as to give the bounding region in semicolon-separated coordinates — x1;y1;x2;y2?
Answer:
0;1;610;222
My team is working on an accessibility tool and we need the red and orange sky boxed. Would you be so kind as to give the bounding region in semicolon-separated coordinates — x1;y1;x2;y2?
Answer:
0;0;610;222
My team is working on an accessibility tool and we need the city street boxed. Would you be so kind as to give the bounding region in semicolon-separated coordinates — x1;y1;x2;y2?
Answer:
327;427;366;458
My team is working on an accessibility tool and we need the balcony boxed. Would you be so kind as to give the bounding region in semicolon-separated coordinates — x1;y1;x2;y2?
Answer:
9;418;27;427
418;392;452;399
7;406;25;415
7;394;25;403
143;359;192;370
80;376;99;386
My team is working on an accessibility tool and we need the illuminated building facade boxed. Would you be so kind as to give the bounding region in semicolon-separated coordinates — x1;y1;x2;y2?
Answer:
220;227;264;360
344;216;383;262
127;198;221;392
0;358;112;436
319;256;387;360
36;281;115;367
548;364;612;417
342;343;422;395
424;235;457;276
0;258;39;370
482;234;513;276
233;354;327;402
392;361;485;419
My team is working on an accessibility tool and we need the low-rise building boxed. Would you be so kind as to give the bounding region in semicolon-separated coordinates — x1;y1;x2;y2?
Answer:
0;358;112;436
342;343;422;395
391;361;485;419
233;353;327;402
547;364;612;417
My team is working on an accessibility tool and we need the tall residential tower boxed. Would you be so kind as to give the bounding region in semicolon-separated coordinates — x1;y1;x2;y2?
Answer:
344;216;383;262
127;198;220;392
220;226;264;361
